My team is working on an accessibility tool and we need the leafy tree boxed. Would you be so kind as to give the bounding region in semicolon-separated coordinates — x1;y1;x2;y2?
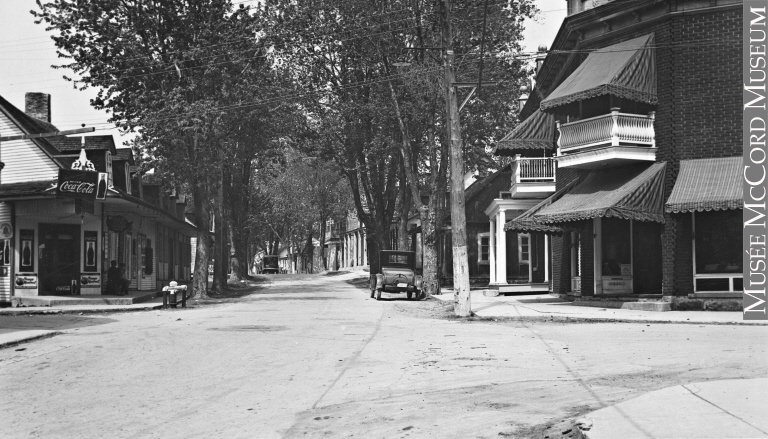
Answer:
35;1;294;295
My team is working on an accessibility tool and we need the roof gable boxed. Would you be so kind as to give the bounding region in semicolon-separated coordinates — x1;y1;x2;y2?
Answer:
0;95;61;184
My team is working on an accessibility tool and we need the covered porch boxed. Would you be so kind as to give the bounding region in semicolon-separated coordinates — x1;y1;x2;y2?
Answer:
484;198;551;294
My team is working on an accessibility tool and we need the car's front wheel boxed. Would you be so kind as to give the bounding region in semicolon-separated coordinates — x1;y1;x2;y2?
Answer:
407;291;413;300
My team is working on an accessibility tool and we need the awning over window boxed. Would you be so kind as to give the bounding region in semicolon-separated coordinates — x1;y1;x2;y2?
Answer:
494;109;555;156
534;162;666;223
540;34;657;111
666;157;742;213
504;178;581;234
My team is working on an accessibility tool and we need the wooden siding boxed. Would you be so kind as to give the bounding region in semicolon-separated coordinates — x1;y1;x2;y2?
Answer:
0;202;11;302
0;112;59;185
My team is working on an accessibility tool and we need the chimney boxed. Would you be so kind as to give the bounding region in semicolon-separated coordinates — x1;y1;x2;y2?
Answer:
25;92;51;123
535;45;548;74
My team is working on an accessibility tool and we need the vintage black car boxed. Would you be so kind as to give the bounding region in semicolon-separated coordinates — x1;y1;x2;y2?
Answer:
370;250;423;301
262;255;279;274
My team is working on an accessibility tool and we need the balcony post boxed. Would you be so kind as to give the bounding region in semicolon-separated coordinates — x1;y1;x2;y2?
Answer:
514;154;522;184
556;121;562;155
649;111;656;148
610;107;621;147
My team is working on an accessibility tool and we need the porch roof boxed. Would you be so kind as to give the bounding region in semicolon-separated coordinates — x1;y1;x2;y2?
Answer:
504;178;581;234
494;109;555;156
666;156;742;213
534;162;666;223
104;188;198;234
0;179;56;199
540;34;657;111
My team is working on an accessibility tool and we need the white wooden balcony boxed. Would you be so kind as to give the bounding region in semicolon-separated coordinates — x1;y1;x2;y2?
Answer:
508;156;556;198
556;109;656;169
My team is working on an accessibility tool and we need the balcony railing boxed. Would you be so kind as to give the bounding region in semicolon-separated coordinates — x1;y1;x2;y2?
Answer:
557;109;655;154
513;157;557;183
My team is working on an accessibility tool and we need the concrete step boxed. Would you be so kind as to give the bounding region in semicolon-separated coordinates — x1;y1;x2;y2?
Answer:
571;300;671;312
13;292;157;307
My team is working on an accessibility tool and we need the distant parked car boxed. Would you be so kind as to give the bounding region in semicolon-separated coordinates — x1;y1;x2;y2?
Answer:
370;250;423;301
262;255;279;274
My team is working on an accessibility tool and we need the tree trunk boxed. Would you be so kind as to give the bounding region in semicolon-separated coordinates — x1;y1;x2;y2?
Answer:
211;159;226;294
228;221;241;282
398;163;411;251
319;214;328;271
441;0;471;316
190;174;211;299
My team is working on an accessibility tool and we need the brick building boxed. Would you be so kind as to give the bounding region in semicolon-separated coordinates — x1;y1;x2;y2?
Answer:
500;0;743;309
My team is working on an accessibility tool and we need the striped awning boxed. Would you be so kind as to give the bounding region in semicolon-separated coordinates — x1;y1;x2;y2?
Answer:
494;109;555;156
504;178;581;234
535;162;667;223
541;34;657;111
666;157;742;213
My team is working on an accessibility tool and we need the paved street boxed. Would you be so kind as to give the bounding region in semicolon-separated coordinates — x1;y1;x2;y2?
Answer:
1;272;766;439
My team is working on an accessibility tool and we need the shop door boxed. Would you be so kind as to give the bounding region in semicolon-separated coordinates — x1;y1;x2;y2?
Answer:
39;224;81;295
633;221;662;294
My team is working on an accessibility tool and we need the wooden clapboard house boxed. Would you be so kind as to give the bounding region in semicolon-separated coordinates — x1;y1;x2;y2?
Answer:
0;92;196;306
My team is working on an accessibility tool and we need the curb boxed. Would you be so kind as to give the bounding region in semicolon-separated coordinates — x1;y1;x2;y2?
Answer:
452;314;765;326
0;331;62;350
0;304;165;316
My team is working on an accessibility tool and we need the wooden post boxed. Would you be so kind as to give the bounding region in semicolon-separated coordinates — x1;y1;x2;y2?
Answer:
441;0;471;317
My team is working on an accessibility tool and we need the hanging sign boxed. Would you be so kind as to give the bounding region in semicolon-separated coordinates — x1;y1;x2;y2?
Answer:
107;216;130;232
57;170;98;200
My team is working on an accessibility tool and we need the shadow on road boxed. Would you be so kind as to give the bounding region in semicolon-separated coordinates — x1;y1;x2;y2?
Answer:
0;314;117;333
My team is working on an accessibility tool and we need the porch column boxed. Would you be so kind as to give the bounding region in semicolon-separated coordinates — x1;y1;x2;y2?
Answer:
544;234;550;282
341;235;349;267
489;219;496;284
496;209;507;284
593;217;603;295
356;232;360;265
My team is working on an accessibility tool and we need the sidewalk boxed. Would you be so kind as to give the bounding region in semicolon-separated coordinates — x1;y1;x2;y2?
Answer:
431;290;766;325
0;299;167;349
0;329;62;349
577;378;768;439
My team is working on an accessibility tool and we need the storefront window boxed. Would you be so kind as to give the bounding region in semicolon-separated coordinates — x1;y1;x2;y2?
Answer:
602;218;631;276
695;210;741;274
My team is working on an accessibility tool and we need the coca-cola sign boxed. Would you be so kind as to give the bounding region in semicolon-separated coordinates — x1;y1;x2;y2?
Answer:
57;170;98;200
15;274;37;289
80;274;101;287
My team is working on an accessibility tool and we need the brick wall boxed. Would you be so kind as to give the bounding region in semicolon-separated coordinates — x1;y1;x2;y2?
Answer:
655;8;742;295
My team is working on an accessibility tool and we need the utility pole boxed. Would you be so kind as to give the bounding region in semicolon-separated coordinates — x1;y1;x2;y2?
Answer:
440;0;471;317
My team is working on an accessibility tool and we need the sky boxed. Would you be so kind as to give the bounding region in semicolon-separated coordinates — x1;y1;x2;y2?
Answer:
0;1;566;147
